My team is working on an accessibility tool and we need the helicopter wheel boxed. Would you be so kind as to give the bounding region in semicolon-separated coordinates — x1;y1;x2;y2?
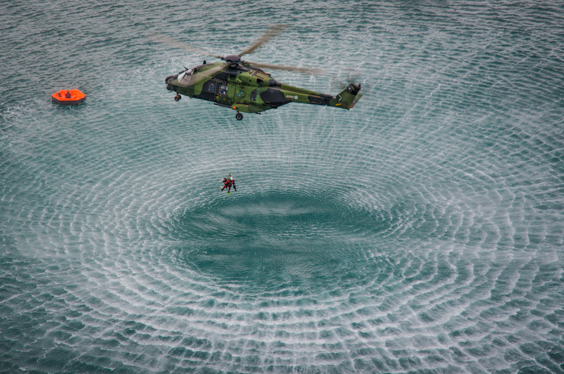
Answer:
174;94;181;101
235;113;243;121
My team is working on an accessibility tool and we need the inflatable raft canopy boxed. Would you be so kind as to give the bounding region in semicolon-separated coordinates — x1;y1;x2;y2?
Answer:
52;89;86;105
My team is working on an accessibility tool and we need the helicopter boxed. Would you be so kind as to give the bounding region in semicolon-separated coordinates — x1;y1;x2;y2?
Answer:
149;25;362;120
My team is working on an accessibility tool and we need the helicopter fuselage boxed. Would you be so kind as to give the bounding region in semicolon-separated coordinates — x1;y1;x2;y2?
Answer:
165;62;361;120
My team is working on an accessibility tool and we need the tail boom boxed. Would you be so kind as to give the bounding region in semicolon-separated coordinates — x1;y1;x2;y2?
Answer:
271;82;362;110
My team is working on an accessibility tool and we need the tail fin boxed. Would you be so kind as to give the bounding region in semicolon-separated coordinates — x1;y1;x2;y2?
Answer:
330;83;363;110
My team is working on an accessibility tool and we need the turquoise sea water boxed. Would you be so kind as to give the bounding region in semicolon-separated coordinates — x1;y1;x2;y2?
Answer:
1;1;563;373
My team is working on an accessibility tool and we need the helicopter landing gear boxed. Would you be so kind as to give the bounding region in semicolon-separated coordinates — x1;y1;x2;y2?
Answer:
174;94;181;101
235;112;243;121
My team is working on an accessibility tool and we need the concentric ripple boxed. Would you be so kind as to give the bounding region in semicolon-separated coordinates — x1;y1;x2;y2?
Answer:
2;1;564;373
169;193;398;288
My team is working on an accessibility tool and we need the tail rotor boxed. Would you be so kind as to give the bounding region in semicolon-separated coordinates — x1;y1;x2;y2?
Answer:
331;69;370;96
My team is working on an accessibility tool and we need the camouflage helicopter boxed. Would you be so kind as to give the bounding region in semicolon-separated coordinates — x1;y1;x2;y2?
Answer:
149;25;362;120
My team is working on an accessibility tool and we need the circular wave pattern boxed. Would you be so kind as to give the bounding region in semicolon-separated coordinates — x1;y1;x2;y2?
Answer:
2;1;564;373
170;193;398;288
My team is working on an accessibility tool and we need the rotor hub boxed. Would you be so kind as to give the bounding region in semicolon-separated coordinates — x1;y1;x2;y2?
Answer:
225;55;241;64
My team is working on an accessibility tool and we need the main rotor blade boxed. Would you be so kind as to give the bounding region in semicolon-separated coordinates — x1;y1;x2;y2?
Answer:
246;61;324;76
147;33;224;60
238;24;288;57
191;62;229;86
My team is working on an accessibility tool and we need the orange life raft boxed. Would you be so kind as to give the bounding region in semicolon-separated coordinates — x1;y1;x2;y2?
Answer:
52;89;86;105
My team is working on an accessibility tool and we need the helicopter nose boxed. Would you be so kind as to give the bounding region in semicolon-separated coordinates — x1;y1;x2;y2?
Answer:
165;75;178;91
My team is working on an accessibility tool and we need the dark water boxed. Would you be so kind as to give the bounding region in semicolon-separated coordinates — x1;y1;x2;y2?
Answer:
1;1;563;373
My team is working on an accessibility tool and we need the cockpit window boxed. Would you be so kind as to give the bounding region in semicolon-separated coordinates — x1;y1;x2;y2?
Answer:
179;68;193;76
177;69;194;86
